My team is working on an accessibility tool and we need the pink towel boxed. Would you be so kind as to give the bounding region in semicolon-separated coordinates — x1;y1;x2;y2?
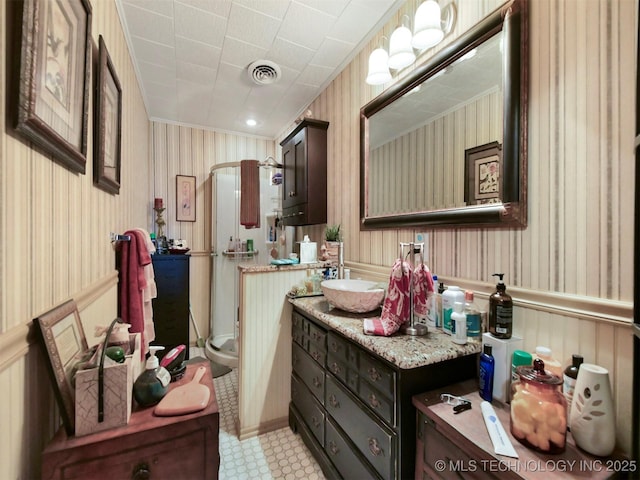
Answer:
240;159;260;228
118;230;151;359
363;259;411;336
413;263;435;319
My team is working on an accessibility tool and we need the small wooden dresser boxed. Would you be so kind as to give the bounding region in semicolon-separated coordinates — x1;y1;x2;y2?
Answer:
42;361;219;480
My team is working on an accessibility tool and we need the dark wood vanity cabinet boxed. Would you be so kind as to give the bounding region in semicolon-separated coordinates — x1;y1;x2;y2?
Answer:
151;254;189;359
289;308;478;479
280;118;329;226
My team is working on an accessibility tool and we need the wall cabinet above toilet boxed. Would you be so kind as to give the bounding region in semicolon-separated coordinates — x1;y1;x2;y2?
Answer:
280;119;329;226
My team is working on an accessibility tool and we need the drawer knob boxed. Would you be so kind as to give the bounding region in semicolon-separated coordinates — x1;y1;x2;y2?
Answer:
368;393;381;409
329;394;340;408
311;416;321;428
368;367;381;382
329;441;340;455
132;463;151;480
311;351;320;361
313;376;322;388
330;362;342;375
330;341;338;352
368;437;384;457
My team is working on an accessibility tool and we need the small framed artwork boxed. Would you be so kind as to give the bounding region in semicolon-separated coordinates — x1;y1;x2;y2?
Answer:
464;141;502;205
16;0;92;174
34;300;89;436
176;175;196;222
94;36;122;194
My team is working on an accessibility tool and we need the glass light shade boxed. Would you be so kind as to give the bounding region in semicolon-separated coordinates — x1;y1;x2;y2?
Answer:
412;0;444;50
366;48;392;85
388;26;416;70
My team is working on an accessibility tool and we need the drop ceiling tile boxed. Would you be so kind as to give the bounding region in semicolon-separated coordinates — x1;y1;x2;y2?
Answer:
267;37;314;72
144;80;180;100
130;36;176;69
220;37;268;69
278;2;336;50
147;94;178;120
295;0;348;17
121;0;174;18
226;4;281;49
174;2;226;47
175;36;221;69
138;60;177;87
298;64;333;87
311;37;354;68
234;0;289;20
176;0;232;17
176;61;217;84
329;2;387;44
121;2;174;46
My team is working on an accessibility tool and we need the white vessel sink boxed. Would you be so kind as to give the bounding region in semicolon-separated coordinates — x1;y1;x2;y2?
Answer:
320;279;385;313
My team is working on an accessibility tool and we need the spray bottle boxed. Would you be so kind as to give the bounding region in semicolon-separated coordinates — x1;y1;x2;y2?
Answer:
133;346;171;407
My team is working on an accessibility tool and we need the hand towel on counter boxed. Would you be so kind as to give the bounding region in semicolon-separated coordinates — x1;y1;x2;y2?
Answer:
240;159;260;228
413;262;435;319
363;258;411;336
133;228;157;352
118;229;152;358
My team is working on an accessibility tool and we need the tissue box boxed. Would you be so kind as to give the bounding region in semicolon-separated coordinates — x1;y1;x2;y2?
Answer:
298;242;317;263
74;333;141;436
482;333;523;403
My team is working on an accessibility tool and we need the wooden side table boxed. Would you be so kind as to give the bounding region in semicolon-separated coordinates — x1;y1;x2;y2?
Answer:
42;361;219;480
413;379;629;480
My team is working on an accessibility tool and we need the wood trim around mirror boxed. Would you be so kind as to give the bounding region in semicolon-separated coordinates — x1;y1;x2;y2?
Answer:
360;0;528;229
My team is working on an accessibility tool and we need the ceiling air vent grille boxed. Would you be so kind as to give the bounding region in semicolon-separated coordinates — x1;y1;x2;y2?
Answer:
248;60;281;85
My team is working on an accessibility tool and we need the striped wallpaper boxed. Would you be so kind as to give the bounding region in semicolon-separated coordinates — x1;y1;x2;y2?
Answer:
0;0;636;476
0;0;151;477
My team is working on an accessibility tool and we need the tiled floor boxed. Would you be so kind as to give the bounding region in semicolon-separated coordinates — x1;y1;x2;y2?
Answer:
196;354;324;480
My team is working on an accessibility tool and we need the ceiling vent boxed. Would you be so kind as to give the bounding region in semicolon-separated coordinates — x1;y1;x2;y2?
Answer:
248;60;281;85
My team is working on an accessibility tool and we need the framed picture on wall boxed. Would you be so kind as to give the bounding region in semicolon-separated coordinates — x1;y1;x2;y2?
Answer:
94;35;122;195
464;141;502;205
16;0;92;174
34;300;89;436
176;175;196;222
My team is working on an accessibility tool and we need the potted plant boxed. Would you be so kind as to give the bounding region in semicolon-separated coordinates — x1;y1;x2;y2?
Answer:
322;224;342;265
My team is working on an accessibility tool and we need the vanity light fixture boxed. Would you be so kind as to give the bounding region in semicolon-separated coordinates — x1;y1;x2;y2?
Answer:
365;0;457;86
388;17;416;70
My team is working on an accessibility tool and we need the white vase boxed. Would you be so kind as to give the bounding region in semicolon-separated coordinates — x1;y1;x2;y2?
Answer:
569;363;616;456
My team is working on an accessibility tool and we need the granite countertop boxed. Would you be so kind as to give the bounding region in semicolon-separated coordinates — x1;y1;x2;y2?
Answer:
289;296;481;370
238;261;330;273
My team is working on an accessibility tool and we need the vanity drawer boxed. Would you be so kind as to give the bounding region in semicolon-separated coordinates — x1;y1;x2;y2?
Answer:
359;380;394;426
308;322;326;348
307;341;326;366
291;375;325;447
325;417;379;480
359;353;395;398
292;343;325;403
328;332;357;364
325;376;395;480
327;354;348;384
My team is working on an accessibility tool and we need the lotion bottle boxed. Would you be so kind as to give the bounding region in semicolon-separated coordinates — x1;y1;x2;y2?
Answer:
489;273;513;339
563;354;584;424
479;344;495;402
133;346;171;407
451;302;467;345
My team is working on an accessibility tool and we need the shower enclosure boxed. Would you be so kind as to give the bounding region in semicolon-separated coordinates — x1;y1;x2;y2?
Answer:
205;160;281;368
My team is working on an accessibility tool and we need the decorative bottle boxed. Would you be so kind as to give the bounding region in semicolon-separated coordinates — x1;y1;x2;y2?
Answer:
489;273;513;339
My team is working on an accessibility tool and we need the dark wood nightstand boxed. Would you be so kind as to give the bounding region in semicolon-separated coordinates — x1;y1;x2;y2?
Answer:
413;379;627;480
42;361;219;480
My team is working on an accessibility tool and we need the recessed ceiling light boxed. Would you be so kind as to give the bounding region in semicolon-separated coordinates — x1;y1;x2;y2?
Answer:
246;119;257;126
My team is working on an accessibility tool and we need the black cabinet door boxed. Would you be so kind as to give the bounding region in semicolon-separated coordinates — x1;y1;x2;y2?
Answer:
151;255;190;359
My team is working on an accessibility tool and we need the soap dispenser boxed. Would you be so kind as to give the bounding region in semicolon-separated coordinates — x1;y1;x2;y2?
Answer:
489;273;513;339
133;346;171;407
